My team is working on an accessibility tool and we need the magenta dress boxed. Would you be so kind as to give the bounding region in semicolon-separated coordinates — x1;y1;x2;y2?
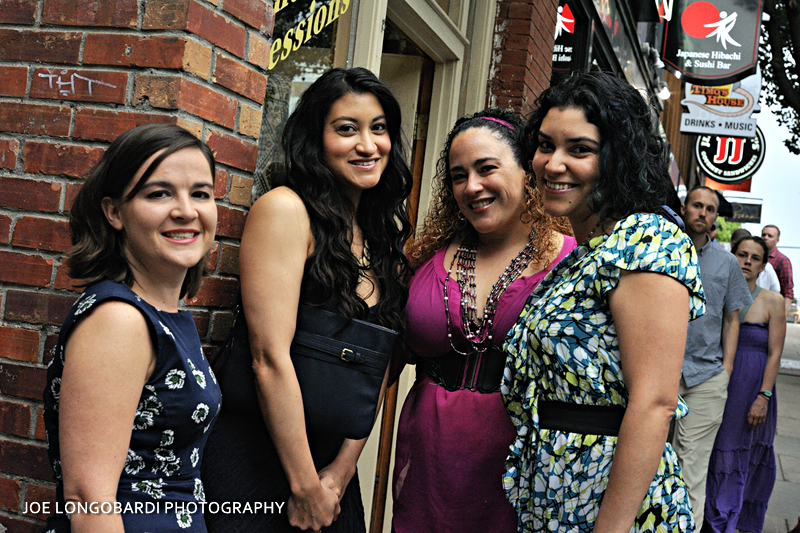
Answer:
391;235;576;533
705;322;778;533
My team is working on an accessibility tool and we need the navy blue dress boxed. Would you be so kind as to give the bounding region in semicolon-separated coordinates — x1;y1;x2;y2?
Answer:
43;280;222;532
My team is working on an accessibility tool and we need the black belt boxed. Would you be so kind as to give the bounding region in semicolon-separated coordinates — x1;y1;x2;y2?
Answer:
538;400;626;436
418;344;505;394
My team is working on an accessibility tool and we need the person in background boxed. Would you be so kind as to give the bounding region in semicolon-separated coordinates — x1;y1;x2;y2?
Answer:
43;124;221;532
202;67;412;533
673;186;752;528
731;228;780;293
705;235;784;533
708;222;719;244
503;70;704;532
761;224;794;313
391;108;575;533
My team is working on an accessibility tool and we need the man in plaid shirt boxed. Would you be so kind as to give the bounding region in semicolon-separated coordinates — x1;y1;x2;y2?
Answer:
761;224;794;312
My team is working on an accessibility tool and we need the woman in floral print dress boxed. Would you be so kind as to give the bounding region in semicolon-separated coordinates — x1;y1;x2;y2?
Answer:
501;71;705;532
43;124;221;532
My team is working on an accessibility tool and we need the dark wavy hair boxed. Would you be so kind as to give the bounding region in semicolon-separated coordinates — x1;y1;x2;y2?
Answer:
68;124;216;299
523;70;674;227
408;108;570;269
281;67;412;332
732;235;770;264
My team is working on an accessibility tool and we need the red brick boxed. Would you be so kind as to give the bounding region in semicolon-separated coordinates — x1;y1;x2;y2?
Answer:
43;334;60;365
0;102;71;137
213;53;267;104
0;65;28;96
0;363;48;401
247;31;270;70
0;138;20;170
213;168;228;199
186;276;239;307
206;130;257;172
64;182;81;211
191;310;210;338
23;142;105;178
0;251;53;287
0;29;81;63
215;205;247;239
0;327;40;364
508;2;535;19
503;18;533;35
12;216;72;253
0;514;41;533
187;0;246;58
133;75;237;129
34;406;46;440
23;483;56;520
0;176;61;212
223;0;273;31
42;0;138;27
4;290;76;327
74;108;177;142
0;399;31;437
502;49;529;66
219;242;239;275
210;309;235;342
54;262;83;292
0;0;36;24
0;438;51;480
203;240;219;273
85;33;186;69
0;215;11;244
0;476;21;512
143;0;190;29
31;68;128;104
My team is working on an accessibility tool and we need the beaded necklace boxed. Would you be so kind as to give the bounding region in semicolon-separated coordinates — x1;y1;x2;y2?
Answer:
444;231;537;355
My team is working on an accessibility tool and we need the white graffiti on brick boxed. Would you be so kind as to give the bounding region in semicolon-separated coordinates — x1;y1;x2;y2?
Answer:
38;70;117;96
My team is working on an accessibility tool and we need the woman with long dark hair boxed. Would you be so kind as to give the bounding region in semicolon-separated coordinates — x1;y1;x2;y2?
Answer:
391;108;575;532
502;70;705;532
43;124;221;532
202;67;412;532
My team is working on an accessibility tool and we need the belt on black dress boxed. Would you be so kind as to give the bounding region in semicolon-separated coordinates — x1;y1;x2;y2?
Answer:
538;400;626;436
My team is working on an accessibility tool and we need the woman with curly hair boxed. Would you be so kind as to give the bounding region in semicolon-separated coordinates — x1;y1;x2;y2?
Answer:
202;67;412;532
391;108;575;533
502;69;705;532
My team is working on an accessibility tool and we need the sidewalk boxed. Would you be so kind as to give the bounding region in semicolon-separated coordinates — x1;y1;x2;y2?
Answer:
763;323;800;532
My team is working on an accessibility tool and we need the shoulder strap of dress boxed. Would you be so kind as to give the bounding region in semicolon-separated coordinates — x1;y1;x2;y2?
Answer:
739;285;761;323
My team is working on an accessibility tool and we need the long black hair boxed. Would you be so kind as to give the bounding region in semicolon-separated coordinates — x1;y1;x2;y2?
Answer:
281;67;412;332
68;124;215;299
524;70;674;227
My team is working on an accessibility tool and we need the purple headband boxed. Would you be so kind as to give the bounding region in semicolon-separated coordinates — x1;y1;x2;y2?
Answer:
478;116;516;131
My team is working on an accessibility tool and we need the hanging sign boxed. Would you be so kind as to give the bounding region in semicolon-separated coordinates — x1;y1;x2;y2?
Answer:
551;0;590;85
680;69;761;137
695;125;766;184
661;0;763;85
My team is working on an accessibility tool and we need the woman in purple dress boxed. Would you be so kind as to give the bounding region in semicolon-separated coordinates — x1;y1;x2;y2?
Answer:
705;235;785;533
390;108;575;533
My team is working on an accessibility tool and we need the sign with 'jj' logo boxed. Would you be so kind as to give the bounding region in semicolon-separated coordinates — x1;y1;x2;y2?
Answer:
695;125;766;184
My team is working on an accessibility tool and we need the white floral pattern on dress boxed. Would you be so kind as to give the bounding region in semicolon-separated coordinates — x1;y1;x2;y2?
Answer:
124;449;145;475
131;478;165;499
152;447;181;476
193;478;205;501
192;404;209;424
177;510;192;528
190;447;199;468
165;369;186;389
73;294;96;316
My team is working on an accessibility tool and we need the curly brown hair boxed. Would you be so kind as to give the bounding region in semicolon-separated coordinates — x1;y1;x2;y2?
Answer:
407;109;571;270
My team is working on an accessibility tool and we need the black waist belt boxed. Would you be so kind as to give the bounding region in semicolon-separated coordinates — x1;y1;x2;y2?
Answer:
418;344;505;394
538;400;626;436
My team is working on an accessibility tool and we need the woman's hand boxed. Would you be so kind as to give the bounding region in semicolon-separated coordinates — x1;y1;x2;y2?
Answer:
747;394;769;429
286;482;341;531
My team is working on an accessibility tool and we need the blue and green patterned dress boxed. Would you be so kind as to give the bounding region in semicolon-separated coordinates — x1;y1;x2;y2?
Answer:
501;213;705;532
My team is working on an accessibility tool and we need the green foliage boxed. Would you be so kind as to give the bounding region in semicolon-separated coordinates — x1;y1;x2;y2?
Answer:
759;0;800;155
716;217;741;243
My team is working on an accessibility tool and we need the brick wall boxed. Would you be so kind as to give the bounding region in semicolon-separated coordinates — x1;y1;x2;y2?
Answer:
490;0;559;115
0;1;273;530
